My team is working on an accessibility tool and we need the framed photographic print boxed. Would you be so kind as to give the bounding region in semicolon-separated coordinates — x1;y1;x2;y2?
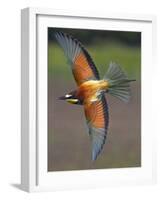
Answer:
21;7;156;192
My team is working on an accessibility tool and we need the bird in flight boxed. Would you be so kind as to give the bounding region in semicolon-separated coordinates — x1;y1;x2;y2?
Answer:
55;31;135;161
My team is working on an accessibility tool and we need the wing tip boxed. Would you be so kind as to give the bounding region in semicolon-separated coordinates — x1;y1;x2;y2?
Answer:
91;137;107;161
54;31;63;39
92;152;98;161
55;31;70;41
55;31;76;41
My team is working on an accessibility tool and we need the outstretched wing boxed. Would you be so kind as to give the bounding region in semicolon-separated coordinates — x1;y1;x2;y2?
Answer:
55;32;100;85
84;95;109;160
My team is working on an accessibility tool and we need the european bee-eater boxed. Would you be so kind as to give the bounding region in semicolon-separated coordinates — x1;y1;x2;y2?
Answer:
55;32;135;161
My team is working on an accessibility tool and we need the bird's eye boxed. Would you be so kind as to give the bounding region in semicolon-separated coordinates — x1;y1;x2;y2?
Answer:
65;94;72;98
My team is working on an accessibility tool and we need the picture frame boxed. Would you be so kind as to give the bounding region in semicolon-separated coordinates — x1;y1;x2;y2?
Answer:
21;7;156;192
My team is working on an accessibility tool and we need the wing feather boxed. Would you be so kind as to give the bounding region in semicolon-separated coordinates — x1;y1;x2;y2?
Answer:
55;32;100;85
84;95;109;160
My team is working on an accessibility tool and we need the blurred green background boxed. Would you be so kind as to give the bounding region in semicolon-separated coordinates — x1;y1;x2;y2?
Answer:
48;28;141;171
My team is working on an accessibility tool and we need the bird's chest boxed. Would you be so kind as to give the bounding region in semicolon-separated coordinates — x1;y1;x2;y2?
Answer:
76;80;106;103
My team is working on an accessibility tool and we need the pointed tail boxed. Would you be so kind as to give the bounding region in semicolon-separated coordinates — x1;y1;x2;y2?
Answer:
104;62;136;103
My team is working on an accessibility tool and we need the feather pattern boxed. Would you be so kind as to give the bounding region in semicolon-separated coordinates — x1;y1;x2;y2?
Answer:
55;32;100;85
84;95;109;160
104;62;135;102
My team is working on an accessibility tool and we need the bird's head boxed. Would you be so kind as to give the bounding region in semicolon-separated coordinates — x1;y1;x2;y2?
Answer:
58;91;82;105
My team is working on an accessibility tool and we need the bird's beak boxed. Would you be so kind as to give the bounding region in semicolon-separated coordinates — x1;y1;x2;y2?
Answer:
58;96;66;100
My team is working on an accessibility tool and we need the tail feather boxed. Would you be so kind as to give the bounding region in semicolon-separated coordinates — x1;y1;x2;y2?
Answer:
104;62;135;103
